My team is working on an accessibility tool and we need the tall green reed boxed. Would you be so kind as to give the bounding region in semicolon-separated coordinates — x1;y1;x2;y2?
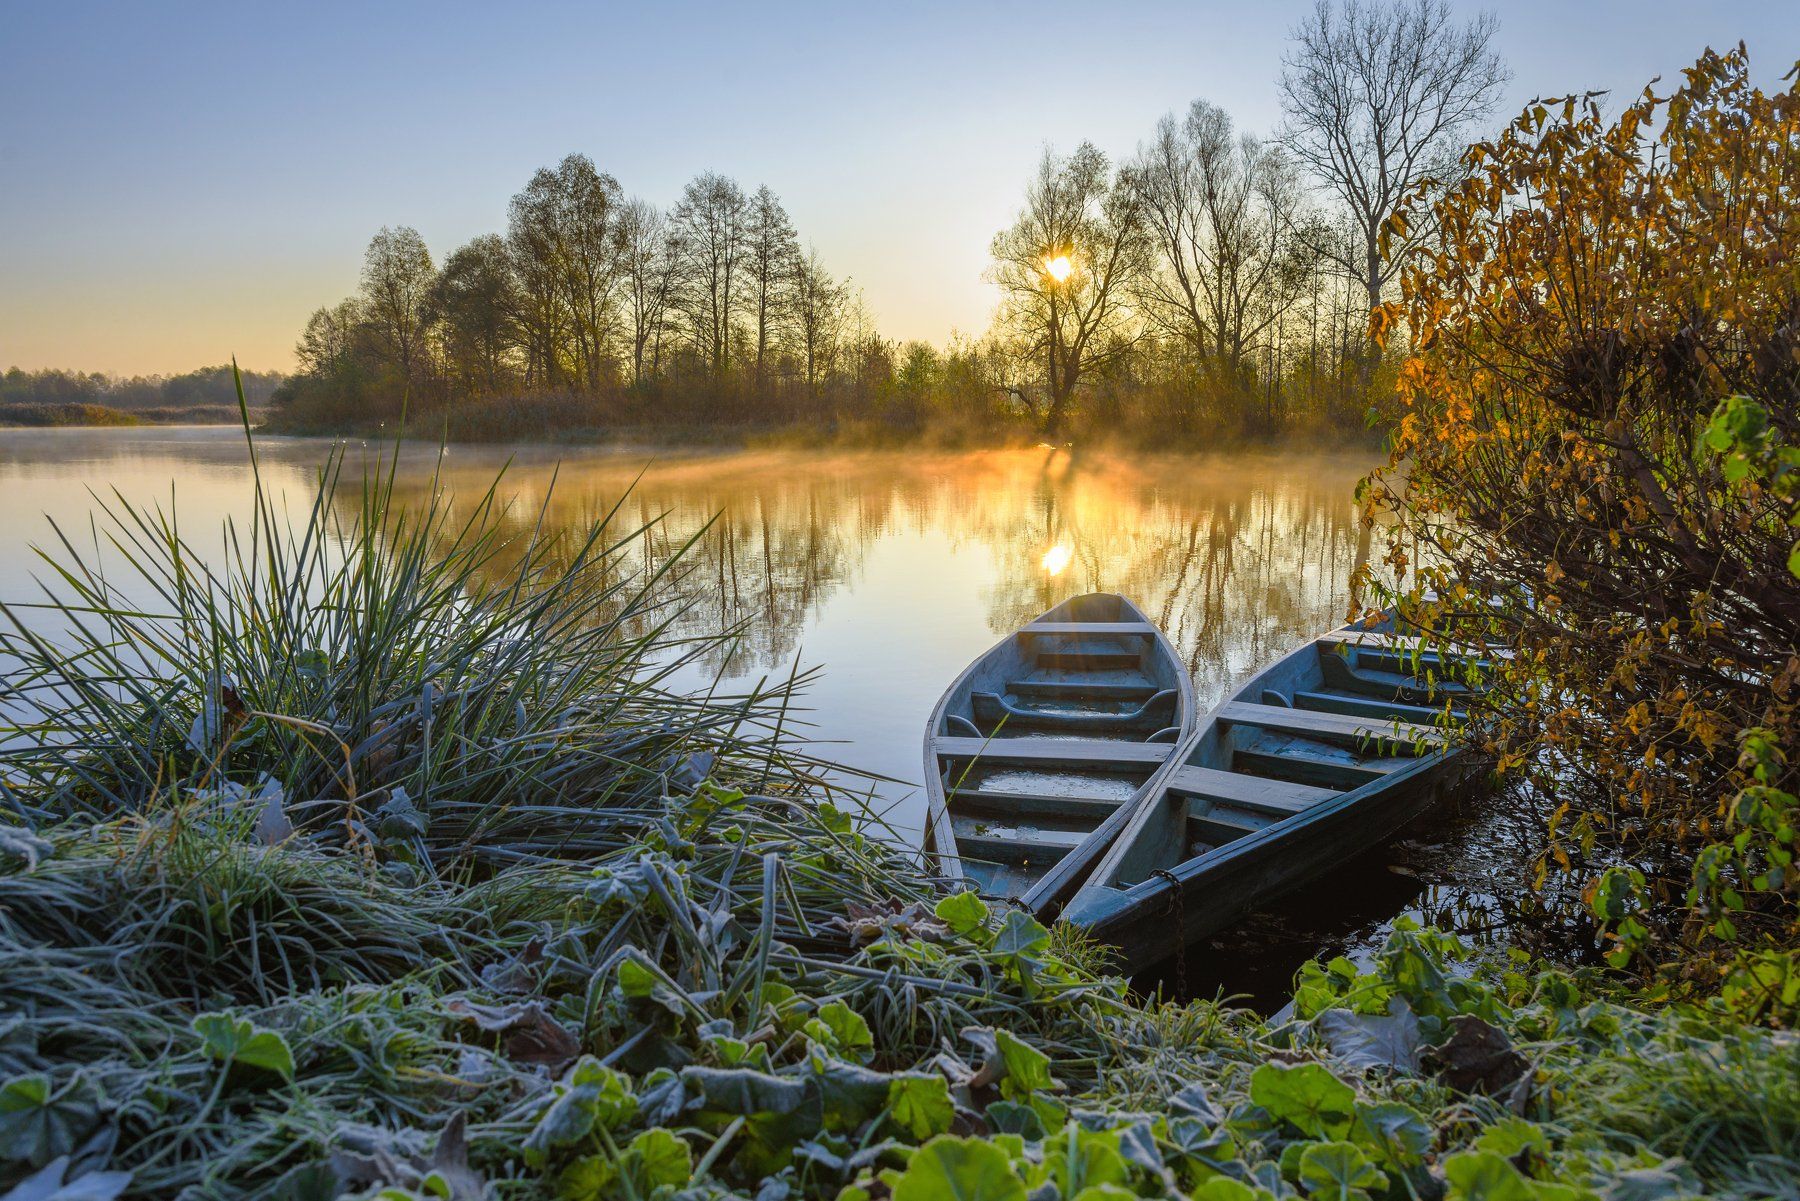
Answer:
0;376;848;869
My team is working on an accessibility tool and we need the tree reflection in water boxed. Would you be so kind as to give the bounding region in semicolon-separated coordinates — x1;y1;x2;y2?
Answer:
362;443;1381;812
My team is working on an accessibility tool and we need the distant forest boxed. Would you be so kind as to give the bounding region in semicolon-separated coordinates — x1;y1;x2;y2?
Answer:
268;3;1509;446
1;365;285;420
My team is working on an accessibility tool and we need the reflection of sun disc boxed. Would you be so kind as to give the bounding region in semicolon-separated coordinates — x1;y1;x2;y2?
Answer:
1041;544;1073;575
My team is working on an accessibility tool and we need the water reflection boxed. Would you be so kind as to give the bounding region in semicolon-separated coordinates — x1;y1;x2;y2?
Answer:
0;431;1383;841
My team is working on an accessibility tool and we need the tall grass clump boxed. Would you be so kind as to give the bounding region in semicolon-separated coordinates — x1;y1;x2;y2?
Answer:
0;421;840;870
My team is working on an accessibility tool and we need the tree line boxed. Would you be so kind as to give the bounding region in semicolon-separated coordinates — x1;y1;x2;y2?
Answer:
273;0;1508;445
1;365;284;414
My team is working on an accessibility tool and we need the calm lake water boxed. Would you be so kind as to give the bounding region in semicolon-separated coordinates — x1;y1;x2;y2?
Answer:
0;426;1529;1001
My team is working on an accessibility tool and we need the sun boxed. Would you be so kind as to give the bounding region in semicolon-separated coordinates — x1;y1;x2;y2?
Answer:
1043;254;1072;284
1041;543;1073;575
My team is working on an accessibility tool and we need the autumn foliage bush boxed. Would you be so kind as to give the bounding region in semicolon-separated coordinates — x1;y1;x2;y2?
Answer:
1360;49;1800;1010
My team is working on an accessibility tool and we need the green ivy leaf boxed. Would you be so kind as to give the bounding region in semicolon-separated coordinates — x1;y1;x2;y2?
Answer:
991;910;1049;961
934;890;989;937
0;1074;104;1168
888;1074;954;1141
1249;1062;1355;1139
1350;1102;1431;1169
192;1013;295;1082
525;1059;639;1167
1297;1141;1387;1201
993;1029;1054;1101
1192;1181;1265;1201
1443;1152;1539;1201
1039;1124;1127;1198
891;1135;1026;1201
804;1001;874;1064
624;1127;692;1193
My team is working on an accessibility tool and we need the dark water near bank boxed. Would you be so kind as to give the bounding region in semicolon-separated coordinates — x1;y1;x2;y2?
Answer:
0;426;1535;1005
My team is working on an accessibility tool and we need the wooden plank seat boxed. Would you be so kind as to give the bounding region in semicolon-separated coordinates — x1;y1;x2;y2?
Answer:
1019;622;1159;638
949;788;1127;822
1006;679;1159;701
972;686;1177;730
1289;689;1465;725
953;821;1088;863
1164;764;1338;816
1230;747;1397;790
1318;654;1473;706
1034;644;1142;670
932;736;1170;768
1217;701;1446;751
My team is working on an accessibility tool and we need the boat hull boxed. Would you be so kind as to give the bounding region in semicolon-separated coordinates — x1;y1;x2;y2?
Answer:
1064;751;1475;971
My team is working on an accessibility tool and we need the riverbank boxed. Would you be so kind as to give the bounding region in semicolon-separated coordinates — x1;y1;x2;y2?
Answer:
258;406;1382;455
0;401;267;427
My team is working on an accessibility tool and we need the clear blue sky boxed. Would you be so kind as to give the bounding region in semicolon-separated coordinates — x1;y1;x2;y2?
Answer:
2;0;1794;374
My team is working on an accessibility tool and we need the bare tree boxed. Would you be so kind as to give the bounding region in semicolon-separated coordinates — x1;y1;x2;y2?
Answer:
359;226;435;381
989;143;1148;436
670;173;748;376
506;189;572;388
790;248;846;394
295;298;363;377
428;234;519;394
508;155;625;391
619;198;675;385
1279;0;1508;315
1131;100;1320;386
744;185;800;390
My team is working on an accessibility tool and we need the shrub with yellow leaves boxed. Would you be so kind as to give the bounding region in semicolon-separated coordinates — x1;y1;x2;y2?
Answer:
1358;47;1800;1009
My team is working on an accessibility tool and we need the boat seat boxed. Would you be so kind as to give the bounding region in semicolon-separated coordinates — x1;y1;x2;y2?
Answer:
1217;701;1446;752
1318;653;1472;706
952;821;1086;864
1292;689;1465;725
1165;764;1338;816
1034;643;1142;671
1190;807;1268;844
931;736;1169;768
1231;747;1396;790
1019;622;1158;638
950;788;1126;822
1007;679;1157;701
1319;628;1505;666
972;687;1175;730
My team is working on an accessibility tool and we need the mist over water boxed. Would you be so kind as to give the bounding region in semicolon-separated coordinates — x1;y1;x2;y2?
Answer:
0;426;1526;997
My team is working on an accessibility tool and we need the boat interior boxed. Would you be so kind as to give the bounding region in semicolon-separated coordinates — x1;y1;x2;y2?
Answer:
929;593;1190;898
1089;626;1475;890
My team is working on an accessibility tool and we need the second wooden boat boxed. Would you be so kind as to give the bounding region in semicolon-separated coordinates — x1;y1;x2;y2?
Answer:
922;593;1196;906
1053;613;1483;972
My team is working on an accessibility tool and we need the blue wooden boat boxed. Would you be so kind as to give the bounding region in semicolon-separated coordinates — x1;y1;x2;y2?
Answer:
1052;612;1483;972
922;593;1196;905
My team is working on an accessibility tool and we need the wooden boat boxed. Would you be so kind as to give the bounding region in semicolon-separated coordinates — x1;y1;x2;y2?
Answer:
1053;612;1484;972
922;593;1196;905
